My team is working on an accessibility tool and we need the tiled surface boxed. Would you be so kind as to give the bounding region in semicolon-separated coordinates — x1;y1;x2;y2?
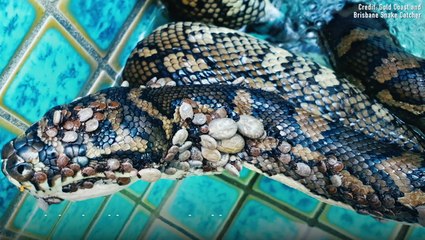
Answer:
0;0;424;239
142;179;175;208
319;205;401;240
161;176;242;239
109;0;168;72
406;226;425;240
51;197;105;240
144;219;189;240
254;176;321;218
223;196;307;240
0;118;21;220
0;0;43;75
8;196;68;238
85;194;135;240
59;0;139;54
118;206;150;239
0;18;96;124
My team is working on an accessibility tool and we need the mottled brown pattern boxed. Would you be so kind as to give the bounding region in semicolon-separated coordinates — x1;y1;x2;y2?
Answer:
340;170;375;196
373;53;421;83
376;90;425;115
293;107;330;142
233;89;252;115
336;29;392;57
291;144;326;162
376;153;422;193
123;22;423;153
128;89;176;139
399;191;425;207
162;0;266;29
322;3;425;132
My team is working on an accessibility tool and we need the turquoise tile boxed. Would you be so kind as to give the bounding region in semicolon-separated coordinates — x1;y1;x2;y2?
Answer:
0;165;19;220
0;0;41;74
50;197;105;240
223;197;305;240
319;205;400;240
62;0;139;52
12;196;67;237
254;176;321;217
406;226;425;240
302;227;339;240
114;0;168;70
86;194;135;240
119;207;151;239
88;71;114;94
0;119;21;221
143;179;174;208
126;180;150;198
0;121;18;147
144;219;188;240
0;126;19;220
1;21;94;124
161;176;241;239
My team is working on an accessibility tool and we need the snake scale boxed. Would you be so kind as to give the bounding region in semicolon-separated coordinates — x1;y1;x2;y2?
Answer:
2;0;425;226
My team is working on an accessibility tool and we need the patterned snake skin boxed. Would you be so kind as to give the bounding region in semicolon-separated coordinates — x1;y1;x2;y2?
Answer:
321;2;425;133
2;0;425;226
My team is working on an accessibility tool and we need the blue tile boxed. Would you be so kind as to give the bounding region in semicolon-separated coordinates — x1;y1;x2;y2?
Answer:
114;0;168;70
0;161;19;220
223;197;305;240
0;121;19;220
319;205;400;239
86;194;135;240
63;0;139;51
51;197;105;240
405;226;425;240
88;71;114;94
1;21;95;124
303;227;339;240
162;176;241;239
254;176;321;217
144;219;187;240
0;0;41;74
12;196;68;237
126;180;150;198
119;207;151;239
143;179;174;208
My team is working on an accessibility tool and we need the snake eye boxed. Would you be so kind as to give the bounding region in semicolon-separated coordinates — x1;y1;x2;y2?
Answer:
11;163;34;182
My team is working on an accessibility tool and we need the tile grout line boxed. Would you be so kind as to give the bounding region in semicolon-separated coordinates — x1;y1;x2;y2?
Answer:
219;172;353;240
36;0;151;95
215;173;261;239
0;3;48;88
81;196;111;240
395;225;410;240
137;181;200;240
36;0;117;94
0;9;51;131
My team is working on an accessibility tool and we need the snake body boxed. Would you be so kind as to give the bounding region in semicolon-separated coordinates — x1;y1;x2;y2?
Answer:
321;3;425;133
2;1;425;226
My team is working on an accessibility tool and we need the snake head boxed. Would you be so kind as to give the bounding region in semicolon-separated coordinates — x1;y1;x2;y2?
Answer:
1;122;64;204
1;88;168;204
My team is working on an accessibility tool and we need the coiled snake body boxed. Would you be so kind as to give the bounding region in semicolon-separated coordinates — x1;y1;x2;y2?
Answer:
2;1;425;226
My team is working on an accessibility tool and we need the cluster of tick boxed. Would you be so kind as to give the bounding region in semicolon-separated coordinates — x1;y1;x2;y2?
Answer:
31;97;122;190
159;98;271;178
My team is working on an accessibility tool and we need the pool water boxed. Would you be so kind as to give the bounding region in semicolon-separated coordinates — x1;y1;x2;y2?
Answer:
0;0;424;239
